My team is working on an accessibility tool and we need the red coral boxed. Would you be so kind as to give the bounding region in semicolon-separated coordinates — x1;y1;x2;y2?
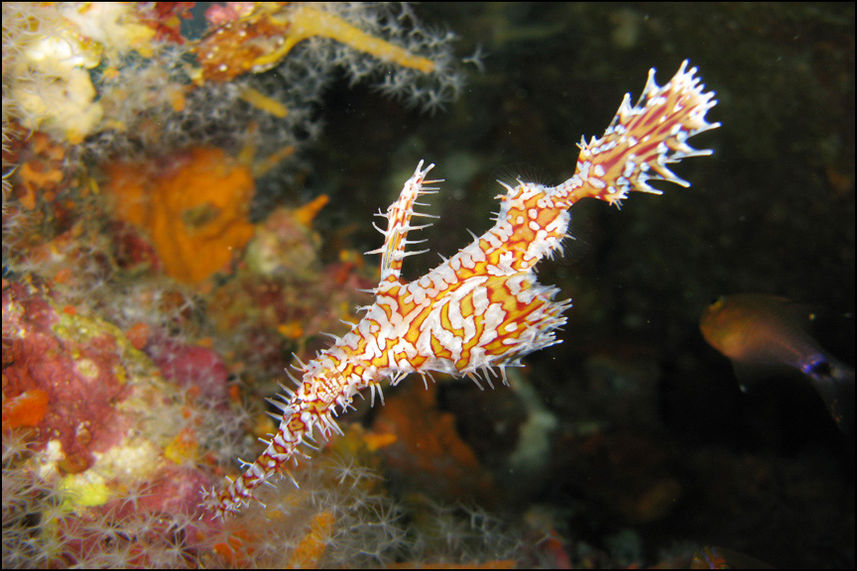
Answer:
147;337;229;405
137;2;196;44
108;220;162;273
2;281;132;469
138;465;212;516
2;388;50;429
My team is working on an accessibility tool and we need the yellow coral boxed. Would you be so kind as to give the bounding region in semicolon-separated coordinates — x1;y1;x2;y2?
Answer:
59;472;111;508
195;4;434;82
60;3;156;59
239;86;289;118
265;5;434;73
4;2;156;142
293;194;329;227
243;194;328;278
289;511;337;568
164;427;199;464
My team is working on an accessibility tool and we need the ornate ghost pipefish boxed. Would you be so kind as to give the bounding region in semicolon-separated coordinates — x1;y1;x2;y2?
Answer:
202;60;720;519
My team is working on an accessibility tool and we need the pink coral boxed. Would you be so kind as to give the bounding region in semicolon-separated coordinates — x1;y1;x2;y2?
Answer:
2;280;133;471
147;336;229;406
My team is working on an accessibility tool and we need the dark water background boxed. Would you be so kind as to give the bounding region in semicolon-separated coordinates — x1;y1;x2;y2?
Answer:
302;4;854;567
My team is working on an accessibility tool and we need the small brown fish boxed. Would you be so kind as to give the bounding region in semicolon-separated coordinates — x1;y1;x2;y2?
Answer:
700;294;853;433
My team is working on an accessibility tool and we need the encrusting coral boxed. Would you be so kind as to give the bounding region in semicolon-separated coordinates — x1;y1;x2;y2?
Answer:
2;3;483;567
104;147;257;285
1;276;237;566
3;3;852;568
2;2;463;161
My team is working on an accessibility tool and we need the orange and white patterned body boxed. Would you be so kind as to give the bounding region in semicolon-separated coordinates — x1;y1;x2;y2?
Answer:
202;60;719;518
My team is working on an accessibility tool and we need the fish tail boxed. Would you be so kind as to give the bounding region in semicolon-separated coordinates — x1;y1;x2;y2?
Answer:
201;382;345;518
201;414;303;519
806;357;854;435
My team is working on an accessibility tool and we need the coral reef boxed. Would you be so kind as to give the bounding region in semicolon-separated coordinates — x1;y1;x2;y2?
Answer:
3;3;156;144
2;1;463;169
3;3;853;569
1;277;237;567
2;2;492;568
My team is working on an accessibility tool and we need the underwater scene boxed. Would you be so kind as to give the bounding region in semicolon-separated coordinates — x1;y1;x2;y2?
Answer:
2;3;854;568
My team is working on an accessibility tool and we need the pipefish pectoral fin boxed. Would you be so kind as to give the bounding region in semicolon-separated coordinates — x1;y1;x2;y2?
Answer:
806;358;855;435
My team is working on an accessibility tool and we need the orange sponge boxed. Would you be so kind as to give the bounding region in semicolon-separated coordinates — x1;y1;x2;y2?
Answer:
106;147;255;284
